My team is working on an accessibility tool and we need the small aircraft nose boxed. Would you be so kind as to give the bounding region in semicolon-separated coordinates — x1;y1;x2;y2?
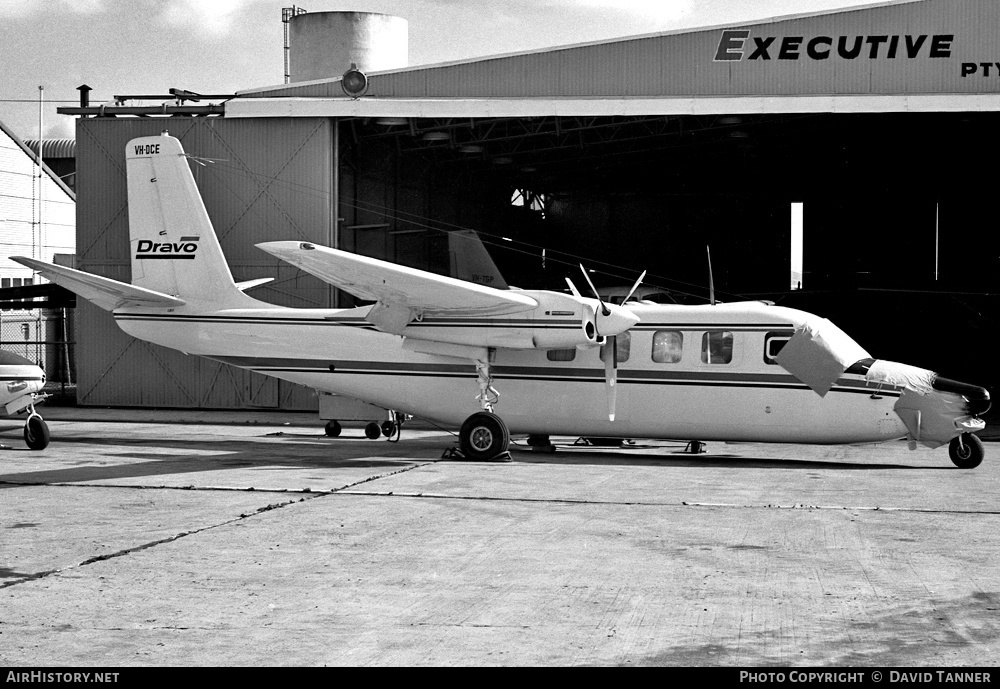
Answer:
933;376;991;415
597;303;640;336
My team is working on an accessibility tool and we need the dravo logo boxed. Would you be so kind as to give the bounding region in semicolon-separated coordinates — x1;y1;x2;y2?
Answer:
135;236;200;260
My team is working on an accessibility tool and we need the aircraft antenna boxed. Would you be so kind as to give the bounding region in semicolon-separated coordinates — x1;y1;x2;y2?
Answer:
707;245;716;306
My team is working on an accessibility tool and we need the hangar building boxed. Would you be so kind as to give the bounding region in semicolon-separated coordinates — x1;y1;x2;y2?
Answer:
0;120;76;378
59;0;1000;412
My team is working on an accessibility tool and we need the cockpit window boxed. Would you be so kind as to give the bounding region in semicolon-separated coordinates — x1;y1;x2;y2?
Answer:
701;331;733;364
763;332;793;365
0;350;36;366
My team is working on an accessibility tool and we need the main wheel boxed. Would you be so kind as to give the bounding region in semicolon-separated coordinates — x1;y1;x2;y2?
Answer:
24;416;50;451
381;420;396;437
459;411;510;460
949;433;984;469
364;422;382;439
324;420;342;437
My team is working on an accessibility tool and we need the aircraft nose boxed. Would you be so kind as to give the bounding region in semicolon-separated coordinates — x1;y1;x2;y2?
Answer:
933;376;991;415
597;303;640;336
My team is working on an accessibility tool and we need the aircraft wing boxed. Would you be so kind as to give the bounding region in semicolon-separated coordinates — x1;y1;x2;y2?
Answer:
257;241;537;317
11;257;186;311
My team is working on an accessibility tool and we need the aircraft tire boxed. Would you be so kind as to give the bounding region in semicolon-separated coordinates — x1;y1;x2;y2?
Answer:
459;411;510;460
364;422;381;440
381;421;396;437
24;416;50;451
949;433;984;469
324;420;342;437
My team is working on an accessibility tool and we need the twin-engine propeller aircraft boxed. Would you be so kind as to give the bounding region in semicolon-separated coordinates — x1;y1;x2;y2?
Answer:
13;134;991;467
0;350;49;450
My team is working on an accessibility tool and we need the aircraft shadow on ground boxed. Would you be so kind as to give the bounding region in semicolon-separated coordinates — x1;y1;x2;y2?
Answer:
0;429;450;487
507;440;940;471
0;427;944;488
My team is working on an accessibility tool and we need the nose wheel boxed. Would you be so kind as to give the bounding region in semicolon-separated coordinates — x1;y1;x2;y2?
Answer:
23;411;50;451
949;433;984;469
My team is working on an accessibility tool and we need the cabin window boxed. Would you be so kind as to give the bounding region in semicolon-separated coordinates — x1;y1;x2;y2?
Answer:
547;348;576;362
763;332;792;365
701;331;733;364
651;330;683;363
599;331;631;363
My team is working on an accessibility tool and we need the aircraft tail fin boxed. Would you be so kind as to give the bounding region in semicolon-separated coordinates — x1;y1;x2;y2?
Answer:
126;134;254;307
448;230;508;289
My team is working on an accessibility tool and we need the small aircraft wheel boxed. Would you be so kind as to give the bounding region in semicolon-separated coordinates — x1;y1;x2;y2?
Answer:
381;420;396;437
24;416;50;451
364;422;381;440
324;420;342;437
949;433;984;469
459;411;510;460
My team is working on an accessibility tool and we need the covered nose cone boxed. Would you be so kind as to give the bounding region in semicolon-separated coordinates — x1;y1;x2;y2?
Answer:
932;376;991;415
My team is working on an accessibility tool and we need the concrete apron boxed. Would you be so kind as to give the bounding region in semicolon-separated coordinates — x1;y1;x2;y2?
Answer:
1;415;998;666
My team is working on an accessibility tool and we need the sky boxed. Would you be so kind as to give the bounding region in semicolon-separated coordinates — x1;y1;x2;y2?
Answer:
0;0;900;141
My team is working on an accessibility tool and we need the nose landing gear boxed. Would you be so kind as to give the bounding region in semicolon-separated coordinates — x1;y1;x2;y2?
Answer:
949;433;984;469
23;407;50;451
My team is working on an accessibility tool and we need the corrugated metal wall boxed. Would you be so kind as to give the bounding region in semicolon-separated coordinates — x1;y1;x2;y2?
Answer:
75;117;333;409
246;0;1000;100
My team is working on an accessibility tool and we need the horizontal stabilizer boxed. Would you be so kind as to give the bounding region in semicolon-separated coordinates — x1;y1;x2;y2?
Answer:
11;257;186;311
235;277;274;292
257;241;537;317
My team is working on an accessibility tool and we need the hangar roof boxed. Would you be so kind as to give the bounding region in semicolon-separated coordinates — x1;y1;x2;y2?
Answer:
230;0;1000;117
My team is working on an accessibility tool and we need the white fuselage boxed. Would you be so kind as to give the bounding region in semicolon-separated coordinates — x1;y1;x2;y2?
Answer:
114;299;911;444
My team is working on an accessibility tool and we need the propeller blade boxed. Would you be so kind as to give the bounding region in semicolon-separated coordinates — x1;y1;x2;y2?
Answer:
564;277;582;298
622;270;647;304
578;264;610;316
605;334;618;421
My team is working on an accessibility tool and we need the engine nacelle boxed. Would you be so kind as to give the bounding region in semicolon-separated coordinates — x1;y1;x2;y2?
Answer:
394;289;639;350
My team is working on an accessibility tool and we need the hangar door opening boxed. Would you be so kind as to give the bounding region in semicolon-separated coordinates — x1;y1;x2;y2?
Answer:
342;111;1000;399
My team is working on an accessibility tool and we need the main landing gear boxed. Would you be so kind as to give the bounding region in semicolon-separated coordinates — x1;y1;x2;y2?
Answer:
459;411;511;460
452;355;512;462
949;433;984;469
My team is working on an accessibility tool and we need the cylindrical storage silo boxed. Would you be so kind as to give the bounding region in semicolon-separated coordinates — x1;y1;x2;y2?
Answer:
289;11;408;82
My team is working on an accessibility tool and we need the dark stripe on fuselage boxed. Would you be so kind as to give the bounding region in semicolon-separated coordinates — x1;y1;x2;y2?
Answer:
204;356;896;397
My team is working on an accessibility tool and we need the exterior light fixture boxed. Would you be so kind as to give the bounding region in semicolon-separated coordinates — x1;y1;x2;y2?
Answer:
459;144;483;154
341;63;369;98
421;131;450;142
